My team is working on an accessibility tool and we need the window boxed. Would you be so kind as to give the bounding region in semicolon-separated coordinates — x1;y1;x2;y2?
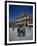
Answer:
27;21;29;24
27;16;29;19
30;17;31;19
24;21;26;24
24;17;26;19
30;21;31;24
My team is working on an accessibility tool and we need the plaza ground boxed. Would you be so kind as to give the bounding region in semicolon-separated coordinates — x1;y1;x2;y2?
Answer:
9;27;33;41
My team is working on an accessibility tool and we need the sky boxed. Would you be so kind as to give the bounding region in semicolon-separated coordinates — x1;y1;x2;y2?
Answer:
9;5;33;22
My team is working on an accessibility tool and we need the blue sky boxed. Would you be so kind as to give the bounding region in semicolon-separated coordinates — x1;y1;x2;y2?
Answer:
9;5;33;22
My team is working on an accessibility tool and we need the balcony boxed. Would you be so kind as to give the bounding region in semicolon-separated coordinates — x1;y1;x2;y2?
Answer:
16;17;26;21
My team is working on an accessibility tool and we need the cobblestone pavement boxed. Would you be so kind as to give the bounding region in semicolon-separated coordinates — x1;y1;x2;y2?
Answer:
9;27;33;41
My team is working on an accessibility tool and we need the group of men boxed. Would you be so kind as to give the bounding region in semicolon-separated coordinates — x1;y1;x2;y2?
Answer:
17;25;26;37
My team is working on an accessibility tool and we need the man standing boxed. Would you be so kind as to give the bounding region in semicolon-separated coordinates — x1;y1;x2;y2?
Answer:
22;25;26;36
17;26;20;37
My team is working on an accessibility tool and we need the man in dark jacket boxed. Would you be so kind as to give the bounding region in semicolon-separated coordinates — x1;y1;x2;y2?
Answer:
22;25;26;36
17;26;21;37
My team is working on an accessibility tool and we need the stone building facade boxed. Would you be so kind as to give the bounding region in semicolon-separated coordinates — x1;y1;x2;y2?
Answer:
16;13;33;27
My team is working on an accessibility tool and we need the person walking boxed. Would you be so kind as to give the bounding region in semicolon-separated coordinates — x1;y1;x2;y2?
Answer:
17;26;21;37
22;25;26;36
